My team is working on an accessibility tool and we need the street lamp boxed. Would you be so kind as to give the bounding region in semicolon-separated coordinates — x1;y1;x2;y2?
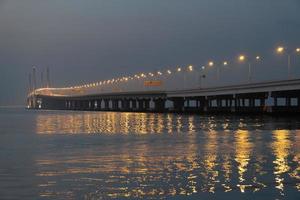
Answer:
238;54;261;83
181;65;194;89
239;55;245;62
276;46;290;79
198;66;206;89
276;46;300;79
277;46;284;54
207;60;228;81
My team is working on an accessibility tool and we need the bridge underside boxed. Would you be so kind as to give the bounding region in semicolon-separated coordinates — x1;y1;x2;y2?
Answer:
28;89;300;114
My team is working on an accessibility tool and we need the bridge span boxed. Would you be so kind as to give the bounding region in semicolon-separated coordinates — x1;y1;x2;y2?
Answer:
27;78;300;114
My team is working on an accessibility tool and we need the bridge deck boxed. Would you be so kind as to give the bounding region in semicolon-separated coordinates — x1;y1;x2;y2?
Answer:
28;79;300;114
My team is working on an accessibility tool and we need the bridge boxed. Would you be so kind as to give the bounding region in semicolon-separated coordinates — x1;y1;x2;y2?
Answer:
27;46;300;114
27;78;300;114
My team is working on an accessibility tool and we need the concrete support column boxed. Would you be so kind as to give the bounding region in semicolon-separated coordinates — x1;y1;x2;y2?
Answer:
74;101;78;110
79;101;84;110
104;100;109;110
131;100;137;109
186;99;190;108
77;101;81;110
208;99;212;108
121;99;130;110
112;100;119;110
87;101;91;110
144;99;150;110
121;99;125;110
205;98;209;111
260;98;265;107
85;101;89;110
217;99;221;107
127;100;131;110
138;99;145;110
79;101;83;110
274;97;278;107
172;97;184;112
154;99;166;112
249;98;254;107
95;100;101;110
286;97;291;107
200;99;207;112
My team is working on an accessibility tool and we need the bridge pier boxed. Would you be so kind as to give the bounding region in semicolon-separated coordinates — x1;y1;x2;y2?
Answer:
77;101;82;110
153;98;166;112
170;97;184;112
112;99;119;111
272;90;300;113
137;99;146;111
82;100;87;110
130;99;137;110
94;99;101;110
207;95;233;113
121;99;130;111
103;99;110;110
145;99;150;110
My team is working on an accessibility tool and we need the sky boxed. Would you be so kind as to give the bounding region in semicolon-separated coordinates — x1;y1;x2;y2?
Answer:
0;0;300;105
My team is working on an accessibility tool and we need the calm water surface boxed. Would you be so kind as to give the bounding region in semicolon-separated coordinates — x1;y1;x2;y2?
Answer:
0;108;300;199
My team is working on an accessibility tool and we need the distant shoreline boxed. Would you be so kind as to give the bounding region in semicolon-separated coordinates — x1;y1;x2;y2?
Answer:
0;105;25;108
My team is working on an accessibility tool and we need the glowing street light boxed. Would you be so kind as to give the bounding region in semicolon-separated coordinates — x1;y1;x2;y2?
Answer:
208;61;214;67
277;46;284;54
238;54;261;83
239;55;246;62
177;67;182;72
275;46;300;79
188;65;193;71
167;70;172;74
207;60;228;81
140;73;146;78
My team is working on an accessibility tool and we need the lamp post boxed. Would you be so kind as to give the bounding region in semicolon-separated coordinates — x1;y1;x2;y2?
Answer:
186;65;193;89
181;65;193;89
207;60;228;82
238;54;261;83
198;66;206;89
276;46;300;79
174;67;181;90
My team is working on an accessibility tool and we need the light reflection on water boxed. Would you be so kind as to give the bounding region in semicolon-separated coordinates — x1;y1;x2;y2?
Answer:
31;111;300;199
31;112;300;199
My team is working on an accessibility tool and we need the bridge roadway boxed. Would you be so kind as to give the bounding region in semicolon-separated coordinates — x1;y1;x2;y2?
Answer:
28;78;300;114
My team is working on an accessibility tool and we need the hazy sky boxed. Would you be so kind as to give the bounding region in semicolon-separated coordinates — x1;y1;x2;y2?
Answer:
0;0;300;105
